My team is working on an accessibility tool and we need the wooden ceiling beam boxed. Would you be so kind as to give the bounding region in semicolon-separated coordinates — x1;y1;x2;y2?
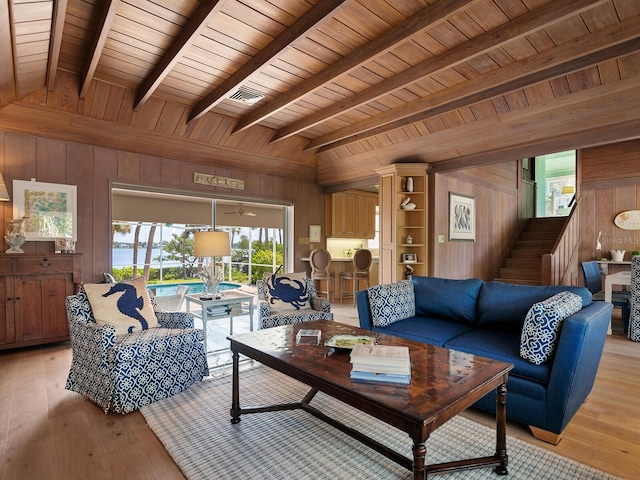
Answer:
134;0;225;111
231;0;476;135
272;0;607;143
187;0;352;124
79;0;120;99
0;0;16;106
46;0;67;92
310;16;640;152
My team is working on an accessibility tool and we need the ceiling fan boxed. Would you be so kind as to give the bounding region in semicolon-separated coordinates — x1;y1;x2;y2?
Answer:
224;204;257;217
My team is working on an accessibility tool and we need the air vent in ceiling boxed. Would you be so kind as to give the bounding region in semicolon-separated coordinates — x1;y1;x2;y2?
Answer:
228;86;265;105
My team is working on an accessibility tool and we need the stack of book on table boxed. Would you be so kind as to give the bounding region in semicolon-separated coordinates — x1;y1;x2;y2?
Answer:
349;344;411;385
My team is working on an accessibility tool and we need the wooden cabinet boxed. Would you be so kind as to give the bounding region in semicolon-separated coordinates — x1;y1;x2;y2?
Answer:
326;190;377;238
0;253;82;350
376;164;429;283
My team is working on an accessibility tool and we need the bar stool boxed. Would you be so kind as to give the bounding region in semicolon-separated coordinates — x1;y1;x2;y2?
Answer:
340;249;372;306
309;248;335;302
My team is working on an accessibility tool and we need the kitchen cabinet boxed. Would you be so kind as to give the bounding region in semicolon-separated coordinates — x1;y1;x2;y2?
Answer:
326;190;377;238
0;253;82;350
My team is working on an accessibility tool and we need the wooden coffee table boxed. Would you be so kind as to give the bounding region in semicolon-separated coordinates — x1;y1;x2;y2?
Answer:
228;320;513;479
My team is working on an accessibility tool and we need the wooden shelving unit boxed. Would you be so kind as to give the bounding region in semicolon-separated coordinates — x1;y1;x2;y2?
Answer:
376;164;430;283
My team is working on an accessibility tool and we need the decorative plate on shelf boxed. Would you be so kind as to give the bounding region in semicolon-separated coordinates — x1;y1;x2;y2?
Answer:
324;334;376;351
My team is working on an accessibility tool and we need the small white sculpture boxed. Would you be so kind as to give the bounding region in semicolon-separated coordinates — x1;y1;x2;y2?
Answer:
611;249;625;262
5;217;27;254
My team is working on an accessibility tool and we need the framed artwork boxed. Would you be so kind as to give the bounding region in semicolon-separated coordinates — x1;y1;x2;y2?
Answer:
13;180;78;241
309;224;321;243
401;253;417;263
449;192;475;241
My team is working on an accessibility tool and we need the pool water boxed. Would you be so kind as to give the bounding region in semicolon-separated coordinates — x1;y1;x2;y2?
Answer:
152;281;242;296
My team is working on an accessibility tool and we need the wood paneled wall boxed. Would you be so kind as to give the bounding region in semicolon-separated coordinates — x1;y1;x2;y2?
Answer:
429;161;522;281
0;130;325;283
580;139;640;262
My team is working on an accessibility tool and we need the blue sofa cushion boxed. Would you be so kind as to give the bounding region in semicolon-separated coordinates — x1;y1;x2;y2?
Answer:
445;329;551;385
520;291;582;365
412;276;482;325
374;316;475;347
367;280;415;327
477;282;592;332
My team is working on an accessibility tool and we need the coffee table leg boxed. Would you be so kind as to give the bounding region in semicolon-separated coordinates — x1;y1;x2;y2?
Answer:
412;441;427;479
494;382;508;475
230;349;241;424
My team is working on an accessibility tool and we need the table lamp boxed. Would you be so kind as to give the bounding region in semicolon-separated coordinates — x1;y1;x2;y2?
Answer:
194;231;231;298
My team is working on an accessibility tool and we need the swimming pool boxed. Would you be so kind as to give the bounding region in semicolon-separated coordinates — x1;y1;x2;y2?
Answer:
152;281;242;296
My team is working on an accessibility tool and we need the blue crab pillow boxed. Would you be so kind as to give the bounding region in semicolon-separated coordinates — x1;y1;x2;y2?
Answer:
265;273;310;312
84;277;160;335
520;291;582;365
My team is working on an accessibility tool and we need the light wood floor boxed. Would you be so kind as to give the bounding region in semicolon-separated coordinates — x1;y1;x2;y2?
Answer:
0;305;638;480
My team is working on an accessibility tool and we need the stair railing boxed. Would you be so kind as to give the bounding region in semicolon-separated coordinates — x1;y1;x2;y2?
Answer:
541;197;581;285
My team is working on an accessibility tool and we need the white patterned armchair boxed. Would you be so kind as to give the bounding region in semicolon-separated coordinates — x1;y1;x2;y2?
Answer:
629;257;640;341
65;290;208;413
257;274;333;329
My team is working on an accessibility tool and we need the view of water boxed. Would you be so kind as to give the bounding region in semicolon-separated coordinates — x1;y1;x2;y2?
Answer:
112;248;182;268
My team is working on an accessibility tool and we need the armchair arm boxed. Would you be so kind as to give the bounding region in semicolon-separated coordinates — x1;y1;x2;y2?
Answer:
68;318;116;367
546;301;612;433
356;290;374;329
258;299;271;319
156;311;196;329
310;295;331;313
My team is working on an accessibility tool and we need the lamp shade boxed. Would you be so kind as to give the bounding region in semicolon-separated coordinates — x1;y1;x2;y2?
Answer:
194;231;230;257
0;174;10;201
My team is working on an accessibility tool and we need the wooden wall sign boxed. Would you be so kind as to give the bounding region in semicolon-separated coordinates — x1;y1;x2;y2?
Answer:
614;210;640;230
193;173;244;190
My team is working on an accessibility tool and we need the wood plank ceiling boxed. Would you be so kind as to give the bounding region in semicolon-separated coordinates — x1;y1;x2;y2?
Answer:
1;0;640;187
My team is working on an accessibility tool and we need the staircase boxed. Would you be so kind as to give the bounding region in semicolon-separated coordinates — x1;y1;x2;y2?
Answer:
494;217;566;286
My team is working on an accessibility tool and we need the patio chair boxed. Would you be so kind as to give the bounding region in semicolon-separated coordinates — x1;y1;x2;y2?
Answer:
152;285;189;311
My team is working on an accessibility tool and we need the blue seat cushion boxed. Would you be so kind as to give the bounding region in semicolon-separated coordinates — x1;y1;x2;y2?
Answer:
372;316;475;347
445;329;550;385
412;276;482;325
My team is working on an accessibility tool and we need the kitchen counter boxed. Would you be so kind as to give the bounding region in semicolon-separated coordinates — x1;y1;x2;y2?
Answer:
301;256;378;302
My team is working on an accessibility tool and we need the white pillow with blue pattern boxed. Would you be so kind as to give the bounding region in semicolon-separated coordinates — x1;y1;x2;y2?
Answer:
367;280;415;327
520;291;582;365
265;272;310;312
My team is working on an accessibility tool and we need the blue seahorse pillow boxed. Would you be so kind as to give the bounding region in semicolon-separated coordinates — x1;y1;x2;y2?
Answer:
265;273;310;312
84;277;160;335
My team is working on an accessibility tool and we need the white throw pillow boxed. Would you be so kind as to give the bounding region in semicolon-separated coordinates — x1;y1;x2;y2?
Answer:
84;277;160;335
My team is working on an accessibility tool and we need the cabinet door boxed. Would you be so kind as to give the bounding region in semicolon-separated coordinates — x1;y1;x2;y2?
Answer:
14;275;71;344
0;276;13;346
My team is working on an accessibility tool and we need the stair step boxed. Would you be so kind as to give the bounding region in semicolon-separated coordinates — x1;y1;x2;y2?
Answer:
516;240;554;249
499;268;541;281
510;249;547;259
505;258;542;269
493;278;542;286
520;232;559;241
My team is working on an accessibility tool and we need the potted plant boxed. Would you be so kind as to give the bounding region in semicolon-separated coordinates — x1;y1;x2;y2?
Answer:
633;250;640;259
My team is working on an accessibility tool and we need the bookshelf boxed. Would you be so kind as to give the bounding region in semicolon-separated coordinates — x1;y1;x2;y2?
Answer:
376;164;430;283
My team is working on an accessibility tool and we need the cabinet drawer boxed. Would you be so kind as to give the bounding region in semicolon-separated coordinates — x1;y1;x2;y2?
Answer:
15;256;73;275
0;257;14;273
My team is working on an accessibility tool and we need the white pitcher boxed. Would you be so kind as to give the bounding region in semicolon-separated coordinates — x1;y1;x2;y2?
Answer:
611;249;625;262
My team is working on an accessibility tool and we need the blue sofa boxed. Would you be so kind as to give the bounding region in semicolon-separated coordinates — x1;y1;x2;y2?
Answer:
356;276;612;444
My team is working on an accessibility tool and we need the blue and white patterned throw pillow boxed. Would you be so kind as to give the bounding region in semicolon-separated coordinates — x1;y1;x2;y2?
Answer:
520;291;582;365
367;280;415;328
265;273;310;312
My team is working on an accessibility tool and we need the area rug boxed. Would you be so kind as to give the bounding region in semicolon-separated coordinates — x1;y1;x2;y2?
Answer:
140;366;620;480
